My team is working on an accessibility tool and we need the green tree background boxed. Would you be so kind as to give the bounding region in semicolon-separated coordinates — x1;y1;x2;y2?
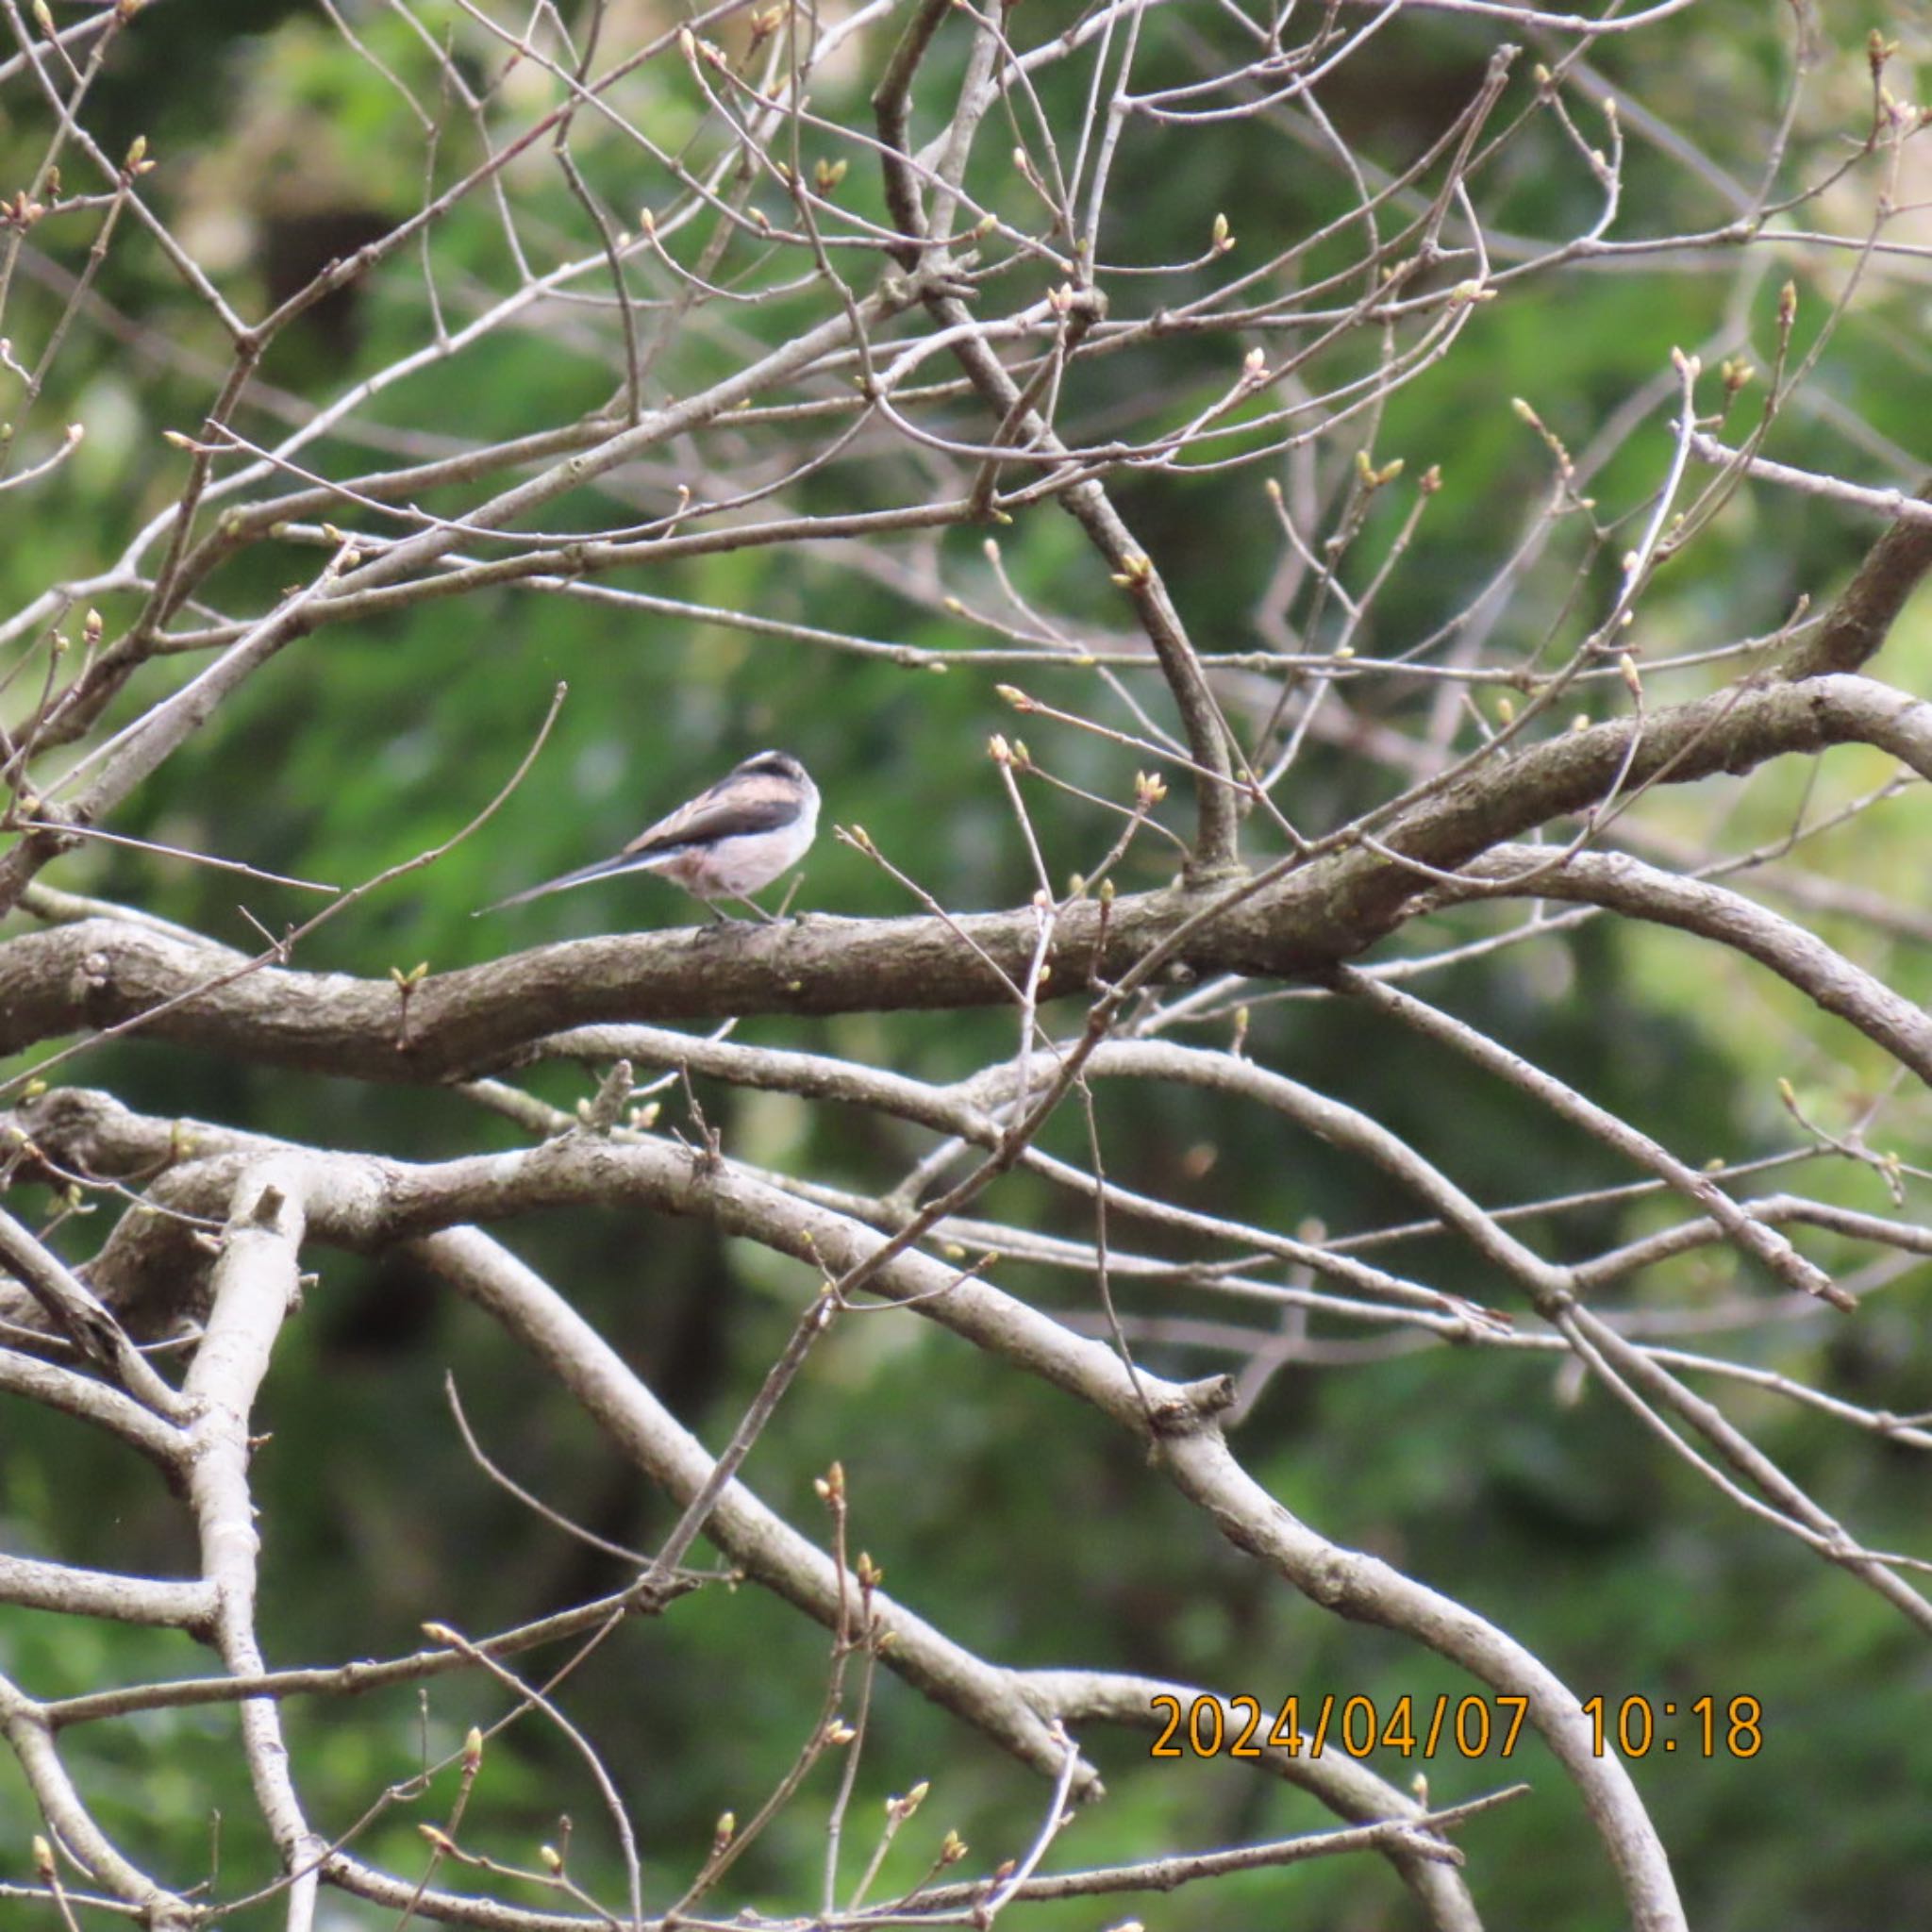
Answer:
3;2;1930;1927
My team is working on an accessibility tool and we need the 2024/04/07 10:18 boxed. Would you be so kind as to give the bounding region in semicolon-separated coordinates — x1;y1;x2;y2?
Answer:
1149;1691;1764;1759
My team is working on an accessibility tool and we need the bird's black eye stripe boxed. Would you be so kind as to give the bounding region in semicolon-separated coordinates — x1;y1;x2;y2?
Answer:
738;751;799;776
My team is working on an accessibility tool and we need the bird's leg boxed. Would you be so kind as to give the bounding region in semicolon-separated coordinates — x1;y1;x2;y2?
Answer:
730;894;782;924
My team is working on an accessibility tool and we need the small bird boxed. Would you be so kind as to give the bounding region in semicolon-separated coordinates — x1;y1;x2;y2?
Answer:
481;750;819;924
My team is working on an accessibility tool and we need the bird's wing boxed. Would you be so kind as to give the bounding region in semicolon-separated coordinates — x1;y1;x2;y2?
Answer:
621;778;801;858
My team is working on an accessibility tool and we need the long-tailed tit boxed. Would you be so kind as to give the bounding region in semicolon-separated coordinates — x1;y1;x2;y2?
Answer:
481;750;819;924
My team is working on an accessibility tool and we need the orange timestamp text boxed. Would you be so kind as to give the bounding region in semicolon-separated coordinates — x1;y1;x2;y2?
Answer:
1150;1692;1764;1760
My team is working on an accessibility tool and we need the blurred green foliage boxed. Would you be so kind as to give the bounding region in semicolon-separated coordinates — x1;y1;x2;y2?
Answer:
3;1;1931;1926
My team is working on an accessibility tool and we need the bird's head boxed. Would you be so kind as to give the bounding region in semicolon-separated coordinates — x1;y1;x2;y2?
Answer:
734;750;810;784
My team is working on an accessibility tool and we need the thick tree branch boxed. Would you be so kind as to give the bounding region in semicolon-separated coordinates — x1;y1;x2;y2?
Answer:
6;1107;1683;1929
0;1202;189;1415
0;1671;192;1927
181;1159;328;1929
1019;1672;1484;1932
0;1554;210;1631
1447;845;1932;1084
6;674;1931;1083
0;1346;185;1468
1779;478;1932;680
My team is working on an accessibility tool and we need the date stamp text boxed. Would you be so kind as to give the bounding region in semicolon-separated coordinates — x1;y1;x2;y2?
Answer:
1150;1692;1762;1759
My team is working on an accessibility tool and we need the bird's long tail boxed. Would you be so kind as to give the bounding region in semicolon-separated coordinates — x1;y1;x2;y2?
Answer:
475;850;670;915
